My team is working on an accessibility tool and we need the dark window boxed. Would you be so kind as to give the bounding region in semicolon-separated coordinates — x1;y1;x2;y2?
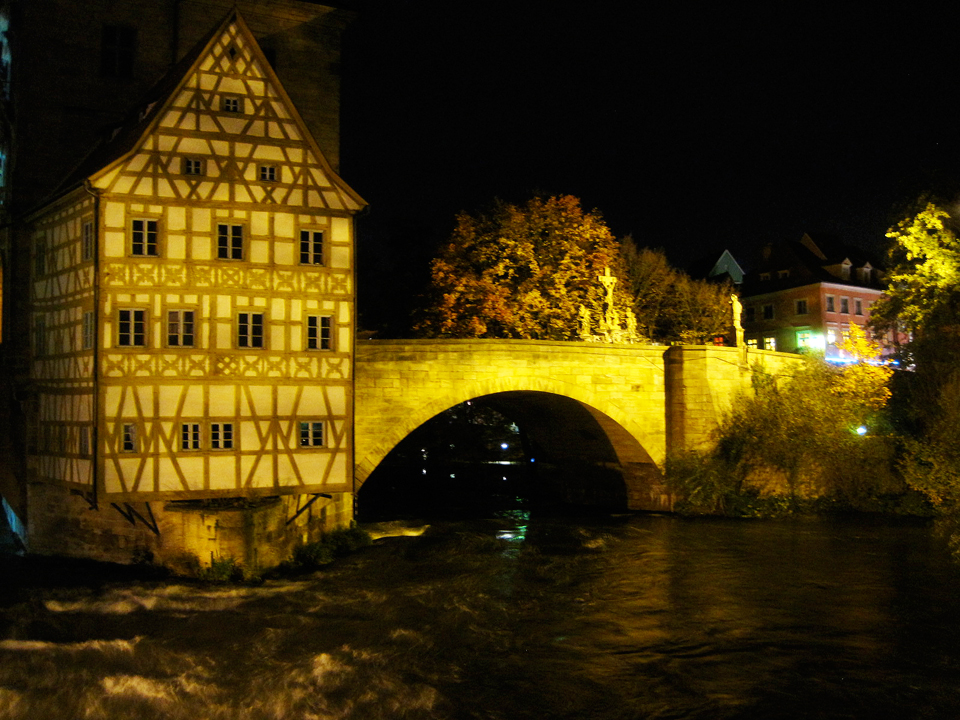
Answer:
840;297;850;314
238;312;264;348
745;307;755;323
307;315;332;350
167;310;195;347
218;224;244;260
763;304;774;320
181;423;200;450
221;96;243;113
82;221;94;261
795;299;808;315
299;421;324;447
82;312;95;350
118;309;146;347
855;299;863;316
35;239;46;276
826;295;835;313
131;219;158;256
259;165;277;182
101;25;137;78
122;423;137;452
183;158;204;176
211;422;233;450
300;230;324;265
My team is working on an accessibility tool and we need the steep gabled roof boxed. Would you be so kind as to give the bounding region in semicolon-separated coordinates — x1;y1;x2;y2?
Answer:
47;8;364;212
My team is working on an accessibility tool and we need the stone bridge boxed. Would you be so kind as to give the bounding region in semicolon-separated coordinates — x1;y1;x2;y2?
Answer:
354;339;801;512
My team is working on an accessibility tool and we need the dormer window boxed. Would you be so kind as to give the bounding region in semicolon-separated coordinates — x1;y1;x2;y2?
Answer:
778;269;790;280
858;265;872;283
759;272;771;281
841;260;852;280
221;95;244;114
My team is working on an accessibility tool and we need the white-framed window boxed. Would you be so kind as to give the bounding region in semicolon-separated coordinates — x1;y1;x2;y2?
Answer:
82;311;95;350
237;312;264;348
300;230;324;265
795;299;808;315
762;304;774;320
825;295;835;313
840;297;850;314
82;221;94;261
299;421;324;447
854;298;863;316
181;423;200;450
121;423;137;452
763;336;777;351
746;337;758;349
167;309;195;347
306;315;333;350
130;218;159;256
210;422;233;450
221;95;244;113
796;330;813;348
117;308;146;347
217;223;244;260
182;157;205;176
258;164;277;182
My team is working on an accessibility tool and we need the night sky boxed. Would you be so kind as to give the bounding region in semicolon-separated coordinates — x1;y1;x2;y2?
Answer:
339;3;960;332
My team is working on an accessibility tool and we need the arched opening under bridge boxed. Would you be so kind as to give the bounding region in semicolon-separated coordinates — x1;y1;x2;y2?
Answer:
356;390;666;521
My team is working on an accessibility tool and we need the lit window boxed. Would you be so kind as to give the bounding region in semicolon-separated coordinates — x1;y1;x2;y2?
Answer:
763;336;777;351
217;224;243;260
258;165;277;182
854;298;863;316
182;157;204;176
827;328;837;343
221;96;243;113
826;295;835;313
82;221;94;261
237;312;264;348
82;312;95;350
299;421;324;447
796;330;812;347
840;297;850;314
167;310;195;347
795;299;808;315
122;423;137;452
307;315;333;350
746;338;758;349
211;422;233;450
763;304;774;320
117;308;146;347
300;230;324;265
181;423;201;450
131;219;158;256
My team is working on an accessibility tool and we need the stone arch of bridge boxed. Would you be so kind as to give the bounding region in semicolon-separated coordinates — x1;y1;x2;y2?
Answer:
355;376;670;511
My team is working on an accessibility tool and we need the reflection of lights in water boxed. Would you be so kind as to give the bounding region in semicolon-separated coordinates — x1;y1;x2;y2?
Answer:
496;509;530;553
422;468;427;475
856;425;868;436
449;473;456;479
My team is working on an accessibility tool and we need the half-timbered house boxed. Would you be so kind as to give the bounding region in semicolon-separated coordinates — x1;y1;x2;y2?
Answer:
22;10;364;569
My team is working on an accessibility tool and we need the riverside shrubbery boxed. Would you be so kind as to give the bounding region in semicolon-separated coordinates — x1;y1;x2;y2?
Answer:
293;524;372;568
666;328;913;517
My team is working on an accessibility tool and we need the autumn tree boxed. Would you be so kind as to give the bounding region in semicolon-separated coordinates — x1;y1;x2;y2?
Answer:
415;195;633;340
621;240;732;344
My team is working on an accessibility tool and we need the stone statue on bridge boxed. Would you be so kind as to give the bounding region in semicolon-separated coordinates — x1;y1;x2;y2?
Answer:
579;267;641;344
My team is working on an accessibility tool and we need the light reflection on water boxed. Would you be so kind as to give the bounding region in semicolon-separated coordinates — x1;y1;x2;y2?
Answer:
2;514;960;719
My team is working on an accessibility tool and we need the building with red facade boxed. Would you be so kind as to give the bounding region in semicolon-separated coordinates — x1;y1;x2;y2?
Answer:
740;233;889;360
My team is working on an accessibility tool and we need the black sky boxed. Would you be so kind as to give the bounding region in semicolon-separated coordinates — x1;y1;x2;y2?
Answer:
339;3;960;332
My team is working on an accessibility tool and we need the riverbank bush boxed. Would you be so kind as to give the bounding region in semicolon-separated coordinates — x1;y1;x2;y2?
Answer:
292;524;372;569
666;333;913;517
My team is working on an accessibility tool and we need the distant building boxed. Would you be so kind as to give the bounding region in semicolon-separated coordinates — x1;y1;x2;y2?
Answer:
687;249;744;286
740;233;888;359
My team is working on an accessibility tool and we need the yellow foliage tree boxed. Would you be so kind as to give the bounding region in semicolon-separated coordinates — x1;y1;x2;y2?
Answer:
415;195;632;340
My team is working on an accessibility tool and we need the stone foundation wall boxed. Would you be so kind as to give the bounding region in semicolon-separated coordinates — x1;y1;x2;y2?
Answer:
25;480;353;572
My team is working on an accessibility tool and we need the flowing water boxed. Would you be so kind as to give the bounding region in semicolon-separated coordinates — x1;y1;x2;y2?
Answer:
2;513;960;719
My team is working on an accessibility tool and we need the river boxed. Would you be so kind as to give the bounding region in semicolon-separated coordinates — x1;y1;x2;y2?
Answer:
2;512;960;719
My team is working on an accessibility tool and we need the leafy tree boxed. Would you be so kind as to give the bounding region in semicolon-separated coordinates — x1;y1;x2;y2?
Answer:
621;240;732;343
415;195;632;340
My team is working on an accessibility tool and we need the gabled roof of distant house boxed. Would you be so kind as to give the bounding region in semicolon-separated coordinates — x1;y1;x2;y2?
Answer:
687;248;745;285
40;8;364;214
740;232;884;297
